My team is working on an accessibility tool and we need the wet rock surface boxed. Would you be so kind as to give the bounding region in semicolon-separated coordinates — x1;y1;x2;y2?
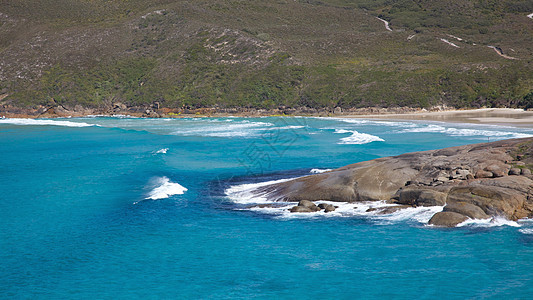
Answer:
289;200;336;213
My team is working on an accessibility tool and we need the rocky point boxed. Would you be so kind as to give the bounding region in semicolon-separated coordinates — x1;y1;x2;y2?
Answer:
257;137;533;227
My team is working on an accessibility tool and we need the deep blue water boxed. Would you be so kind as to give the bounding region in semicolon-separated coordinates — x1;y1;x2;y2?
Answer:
2;116;533;298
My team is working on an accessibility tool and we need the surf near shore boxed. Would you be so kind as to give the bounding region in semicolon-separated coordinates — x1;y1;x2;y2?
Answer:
2;104;533;127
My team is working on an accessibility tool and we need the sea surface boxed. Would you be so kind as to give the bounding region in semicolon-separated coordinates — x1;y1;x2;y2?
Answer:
2;116;533;298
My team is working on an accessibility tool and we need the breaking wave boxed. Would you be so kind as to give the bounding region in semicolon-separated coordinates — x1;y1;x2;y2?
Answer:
519;228;533;234
224;178;443;225
402;124;533;139
225;176;525;228
314;117;417;128
334;129;385;145
225;178;296;204
457;217;521;228
170;120;274;137
0;118;95;127
144;176;187;200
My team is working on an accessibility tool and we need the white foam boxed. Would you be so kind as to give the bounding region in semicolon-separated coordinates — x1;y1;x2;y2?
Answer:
244;199;444;225
269;125;306;130
310;168;332;174
171;120;274;137
226;176;528;228
0;118;95;127
316;117;417;128
402;124;533;139
74;117;275;138
226;178;444;225
145;176;187;200
155;148;168;154
372;205;444;225
457;216;521;228
335;129;384;144
225;178;297;204
519;228;533;234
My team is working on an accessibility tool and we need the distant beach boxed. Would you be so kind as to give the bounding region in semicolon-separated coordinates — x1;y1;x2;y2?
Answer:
349;108;533;128
2;106;533;129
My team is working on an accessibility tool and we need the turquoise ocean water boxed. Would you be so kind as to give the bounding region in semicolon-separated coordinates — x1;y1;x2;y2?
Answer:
2;116;533;298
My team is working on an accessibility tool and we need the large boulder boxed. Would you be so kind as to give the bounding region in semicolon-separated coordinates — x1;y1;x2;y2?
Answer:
289;200;321;213
397;188;447;207
289;206;315;213
447;177;533;220
298;200;319;210
428;212;468;227
443;201;489;219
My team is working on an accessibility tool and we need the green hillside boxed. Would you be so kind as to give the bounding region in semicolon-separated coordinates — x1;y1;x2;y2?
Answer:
0;0;532;111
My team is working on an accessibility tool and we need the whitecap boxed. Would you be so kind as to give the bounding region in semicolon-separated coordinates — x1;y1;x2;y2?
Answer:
335;129;384;145
155;148;168;154
171;120;274;137
371;205;444;225
519;228;533;234
402;124;533;139
144;176;187;200
310;168;332;174
225;178;297;204
269;125;306;130
457;216;521;228
314;117;417;128
244;199;443;225
0;118;95;127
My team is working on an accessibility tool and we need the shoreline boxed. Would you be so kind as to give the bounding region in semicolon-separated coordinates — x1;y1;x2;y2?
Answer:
2;106;533;128
345;108;533;128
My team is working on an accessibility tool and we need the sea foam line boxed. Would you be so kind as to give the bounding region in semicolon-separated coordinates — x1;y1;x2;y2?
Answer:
0;118;95;127
314;117;417;128
402;124;533;139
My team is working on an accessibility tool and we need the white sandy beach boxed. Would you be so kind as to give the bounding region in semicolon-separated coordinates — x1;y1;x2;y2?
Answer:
349;108;533;128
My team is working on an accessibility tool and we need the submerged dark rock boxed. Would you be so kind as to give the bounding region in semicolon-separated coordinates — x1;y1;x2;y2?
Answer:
261;137;533;226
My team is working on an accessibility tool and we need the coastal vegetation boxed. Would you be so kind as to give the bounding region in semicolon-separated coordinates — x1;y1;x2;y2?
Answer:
0;0;532;111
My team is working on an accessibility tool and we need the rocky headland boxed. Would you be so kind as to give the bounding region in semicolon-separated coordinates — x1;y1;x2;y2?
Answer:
257;137;533;227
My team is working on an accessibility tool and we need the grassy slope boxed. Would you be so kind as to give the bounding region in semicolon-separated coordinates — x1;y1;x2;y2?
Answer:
0;0;532;110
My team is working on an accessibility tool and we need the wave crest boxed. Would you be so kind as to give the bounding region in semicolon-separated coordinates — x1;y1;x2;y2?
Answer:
335;129;385;145
403;124;533;139
0;118;95;127
145;176;187;200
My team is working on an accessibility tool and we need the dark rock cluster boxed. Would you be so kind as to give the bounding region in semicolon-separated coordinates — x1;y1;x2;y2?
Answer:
289;200;337;213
